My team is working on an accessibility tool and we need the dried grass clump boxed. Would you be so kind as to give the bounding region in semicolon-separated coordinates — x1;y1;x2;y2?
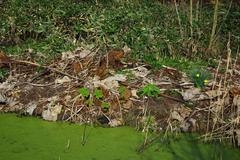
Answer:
203;38;240;146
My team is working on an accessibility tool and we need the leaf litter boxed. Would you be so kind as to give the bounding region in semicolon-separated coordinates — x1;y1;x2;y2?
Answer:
0;47;240;146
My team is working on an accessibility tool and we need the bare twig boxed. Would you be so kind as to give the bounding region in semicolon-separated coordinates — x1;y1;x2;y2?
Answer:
5;59;82;81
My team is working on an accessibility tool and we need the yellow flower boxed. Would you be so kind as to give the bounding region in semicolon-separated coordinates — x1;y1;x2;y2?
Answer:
204;79;208;85
195;73;200;77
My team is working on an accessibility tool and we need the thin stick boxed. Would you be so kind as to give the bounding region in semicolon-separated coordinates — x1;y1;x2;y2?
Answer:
20;82;55;87
8;59;82;81
233;46;239;69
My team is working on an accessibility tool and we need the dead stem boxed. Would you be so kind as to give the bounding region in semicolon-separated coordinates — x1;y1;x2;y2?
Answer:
81;124;87;146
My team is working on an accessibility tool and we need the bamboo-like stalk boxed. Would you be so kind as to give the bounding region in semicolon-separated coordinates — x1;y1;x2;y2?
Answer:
189;0;193;37
174;0;184;39
208;0;219;49
196;0;201;39
213;0;233;43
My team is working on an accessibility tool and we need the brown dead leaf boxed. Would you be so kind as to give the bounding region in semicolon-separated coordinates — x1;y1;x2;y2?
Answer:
55;76;71;84
161;66;182;81
32;106;43;116
96;49;125;78
101;86;110;97
42;96;63;121
109;98;120;113
233;95;240;108
26;101;38;115
123;45;131;54
230;87;240;97
96;64;108;78
131;89;139;98
131;66;150;78
72;61;82;74
206;90;222;99
122;87;132;100
104;50;125;67
94;99;102;107
109;118;123;127
123;100;133;109
235;130;240;146
108;50;125;63
74;48;91;59
0;51;11;68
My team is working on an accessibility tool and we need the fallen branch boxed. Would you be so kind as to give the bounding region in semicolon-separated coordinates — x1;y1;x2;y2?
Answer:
3;59;82;81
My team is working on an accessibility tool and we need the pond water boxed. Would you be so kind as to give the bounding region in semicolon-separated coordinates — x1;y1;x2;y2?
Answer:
0;113;239;160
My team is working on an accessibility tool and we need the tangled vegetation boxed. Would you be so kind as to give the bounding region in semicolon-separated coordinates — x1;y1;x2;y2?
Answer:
1;0;239;69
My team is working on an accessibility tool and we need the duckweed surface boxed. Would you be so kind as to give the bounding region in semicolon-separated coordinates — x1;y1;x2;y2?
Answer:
0;113;239;160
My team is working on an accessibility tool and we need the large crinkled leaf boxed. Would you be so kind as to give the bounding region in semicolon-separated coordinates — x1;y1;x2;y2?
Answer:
42;96;62;121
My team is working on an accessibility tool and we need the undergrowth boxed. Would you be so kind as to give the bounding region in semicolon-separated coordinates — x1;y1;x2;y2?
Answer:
0;0;239;70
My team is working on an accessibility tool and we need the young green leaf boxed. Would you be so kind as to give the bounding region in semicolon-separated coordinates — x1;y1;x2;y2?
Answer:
79;87;90;98
118;86;126;98
94;89;103;100
138;83;160;97
101;102;110;111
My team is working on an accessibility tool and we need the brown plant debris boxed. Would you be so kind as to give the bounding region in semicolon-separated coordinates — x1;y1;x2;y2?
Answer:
0;46;240;146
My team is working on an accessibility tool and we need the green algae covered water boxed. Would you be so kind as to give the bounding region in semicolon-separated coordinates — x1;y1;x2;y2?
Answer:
0;113;239;160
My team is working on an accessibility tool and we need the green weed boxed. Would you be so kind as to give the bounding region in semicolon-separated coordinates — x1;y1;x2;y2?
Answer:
138;83;160;97
93;89;103;100
78;87;110;110
118;86;127;98
0;68;8;80
79;87;90;98
101;101;110;111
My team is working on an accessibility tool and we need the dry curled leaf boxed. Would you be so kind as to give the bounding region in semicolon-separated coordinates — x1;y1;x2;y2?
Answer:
123;100;133;109
131;89;139;98
26;101;38;115
109;118;123;127
74;48;91;59
130;66;150;78
108;50;125;62
230;87;240;97
55;76;71;84
237;130;240;146
161;66;182;80
0;51;11;68
233;95;240;108
72;61;82;74
122;45;131;55
42;96;62;121
124;88;132;100
96;49;125;78
205;90;222;99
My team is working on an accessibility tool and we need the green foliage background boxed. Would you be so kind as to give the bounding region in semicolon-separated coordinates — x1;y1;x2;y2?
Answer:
0;0;239;69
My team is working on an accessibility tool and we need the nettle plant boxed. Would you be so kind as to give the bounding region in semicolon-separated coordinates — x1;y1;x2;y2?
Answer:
189;68;211;88
78;87;110;111
138;83;160;97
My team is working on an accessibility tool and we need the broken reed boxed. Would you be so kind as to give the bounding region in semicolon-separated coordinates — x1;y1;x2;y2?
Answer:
204;36;239;146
